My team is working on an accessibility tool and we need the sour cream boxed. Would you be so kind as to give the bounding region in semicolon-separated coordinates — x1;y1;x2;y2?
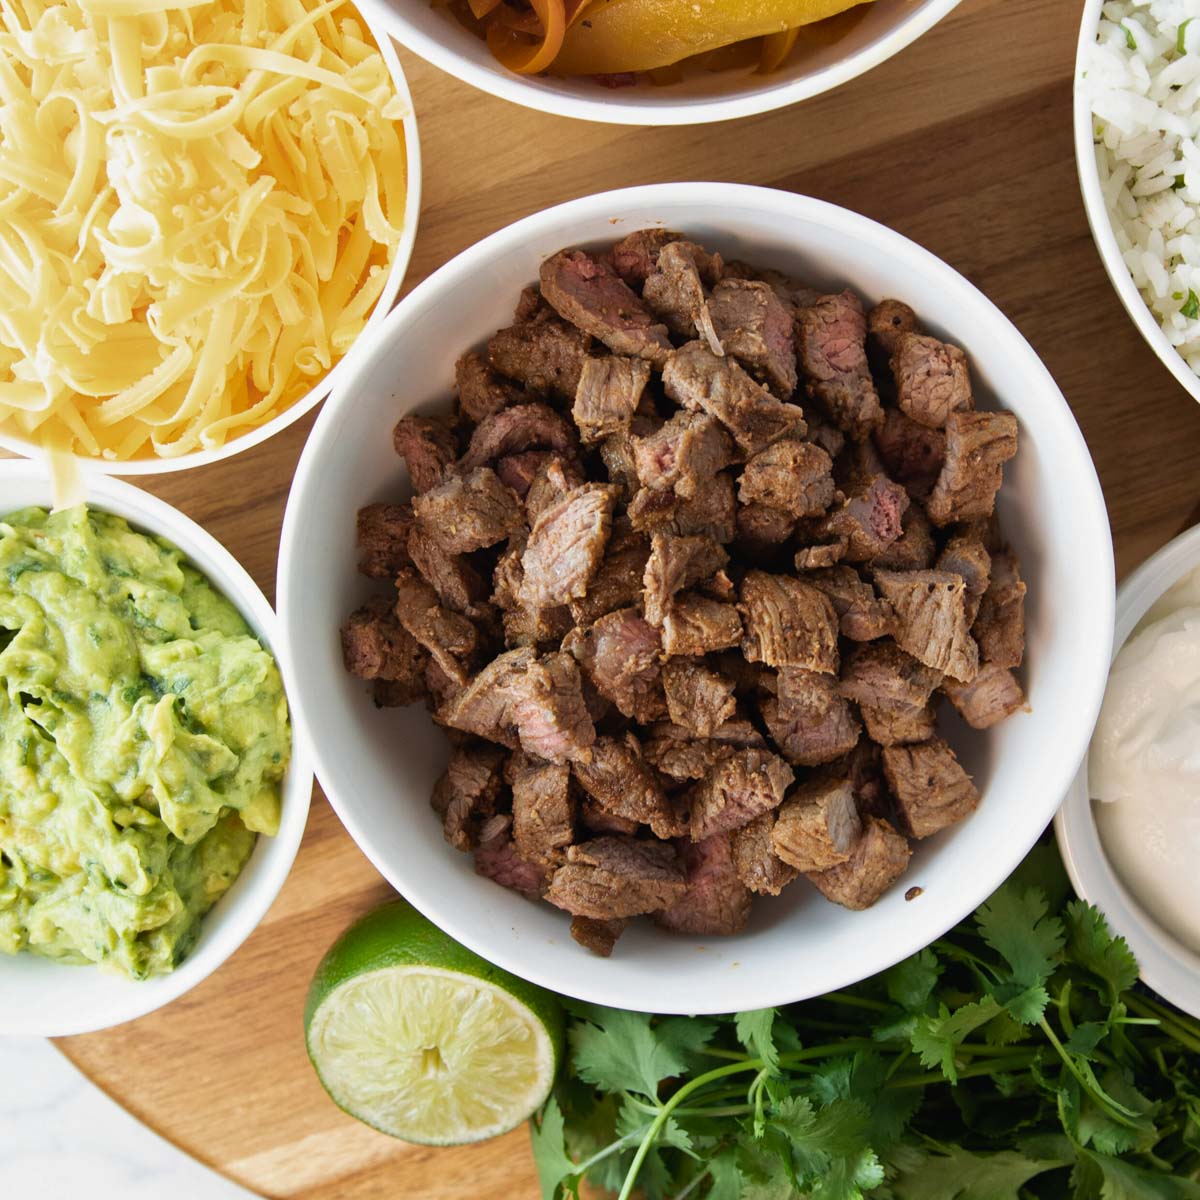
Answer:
1090;566;1200;953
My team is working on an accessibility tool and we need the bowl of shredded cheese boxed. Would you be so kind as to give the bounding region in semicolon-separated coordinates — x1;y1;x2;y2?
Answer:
0;0;420;487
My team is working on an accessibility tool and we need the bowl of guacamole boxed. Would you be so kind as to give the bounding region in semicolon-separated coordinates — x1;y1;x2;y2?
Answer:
0;465;311;1036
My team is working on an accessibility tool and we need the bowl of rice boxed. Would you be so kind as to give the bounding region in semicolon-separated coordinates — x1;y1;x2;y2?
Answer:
1076;0;1200;402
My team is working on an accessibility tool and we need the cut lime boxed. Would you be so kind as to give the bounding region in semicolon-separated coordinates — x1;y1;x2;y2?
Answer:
304;899;563;1145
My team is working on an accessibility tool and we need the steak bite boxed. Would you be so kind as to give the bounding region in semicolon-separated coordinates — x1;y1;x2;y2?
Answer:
794;539;848;570
570;915;629;957
633;411;733;497
508;652;596;764
572;735;680;838
493;533;573;648
795;290;884;441
642;718;765;782
707;277;798;398
459;403;579;471
438;646;536;748
642;241;723;348
643;533;729;626
820;473;909;563
973;548;1026;668
570;522;651;626
456;349;523;423
804;566;894;641
735;503;796;558
392;414;459;494
882;738;980;838
739;571;839;672
943;661;1025;729
540;248;673;366
511;755;575;864
655;833;752;936
839;640;942;710
341;597;428;701
772;777;861;872
730;811;798;895
609;227;685;288
874;569;980;683
687;748;794;841
566;607;665;723
937;530;992;624
406;522;490;618
495;450;556;498
526;456;586;526
356;502;413;578
873;504;936;572
760;671;861;766
661;593;743;656
738;438;835;518
873;408;945;499
519;483;617;607
662;659;737;737
411;467;521;554
628;472;737;544
723;262;823;313
858;700;936;747
487;317;591;401
891;332;973;429
474;818;549;897
573;355;653;444
806;817;911;910
393;568;479;685
867;298;919;365
926;410;1018;526
432;742;506;851
545;836;687;920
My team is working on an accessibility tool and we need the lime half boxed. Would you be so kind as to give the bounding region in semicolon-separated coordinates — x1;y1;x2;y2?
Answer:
304;899;563;1145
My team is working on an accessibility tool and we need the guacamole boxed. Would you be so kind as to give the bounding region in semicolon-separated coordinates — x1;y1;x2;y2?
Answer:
0;506;290;979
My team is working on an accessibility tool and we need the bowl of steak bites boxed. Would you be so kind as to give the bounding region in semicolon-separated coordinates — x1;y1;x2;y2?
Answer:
278;184;1114;1014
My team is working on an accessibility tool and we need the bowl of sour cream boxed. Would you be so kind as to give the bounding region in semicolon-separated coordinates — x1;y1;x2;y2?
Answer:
1057;523;1200;1018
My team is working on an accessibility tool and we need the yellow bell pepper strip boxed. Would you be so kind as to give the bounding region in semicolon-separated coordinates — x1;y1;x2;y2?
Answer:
468;0;502;19
758;25;800;72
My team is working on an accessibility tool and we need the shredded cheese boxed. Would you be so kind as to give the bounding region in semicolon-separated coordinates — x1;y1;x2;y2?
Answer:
0;0;408;470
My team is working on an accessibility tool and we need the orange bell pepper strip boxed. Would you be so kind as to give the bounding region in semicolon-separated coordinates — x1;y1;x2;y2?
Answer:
486;0;568;74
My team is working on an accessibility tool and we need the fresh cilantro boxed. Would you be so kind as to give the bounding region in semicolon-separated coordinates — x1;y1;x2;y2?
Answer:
976;884;1064;990
529;1097;580;1200
1065;901;1139;1001
735;1009;781;1075
1182;289;1200;319
892;1145;1073;1199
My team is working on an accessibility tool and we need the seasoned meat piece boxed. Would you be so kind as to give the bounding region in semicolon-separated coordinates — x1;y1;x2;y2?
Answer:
858;701;937;747
392;414;458;493
655;833;752;936
642;718;764;782
424;656;463;712
943;662;1025;729
571;735;679;836
867;298;919;366
973;548;1026;668
526;456;586;526
794;539;848;570
511;757;575;864
633;411;733;498
570;523;651;626
643;533;729;626
520;484;617;607
643;242;723;348
407;522;489;618
891;333;972;429
570;915;628;957
839;640;942;710
735;503;795;558
492;533;572;648
688;748;794;841
796;290;883;441
341;597;427;692
723;262;822;311
475;818;547;897
926;410;1018;526
599;431;641;502
804;566;894;641
730;812;798;895
432;742;506;851
738;438;834;518
739;571;838;672
821;474;909;563
707;277;798;398
567;607;664;723
937;530;992;624
487;318;590;401
806;417;846;460
700;568;736;603
394;568;479;685
540;249;673;366
356;502;413;578
438;646;535;747
662;659;737;737
873;504;936;571
508;652;596;764
874;408;945;498
663;342;806;456
638;472;738;544
496;450;557;497
874;569;979;683
573;355;652;443
760;678;860;767
580;798;641;837
411;467;521;554
513;284;550;324
772;778;861;872
459;403;578;471
661;593;743;656
609;227;685;288
882;738;980;838
456;349;523;423
546;836;687;920
806;817;911;910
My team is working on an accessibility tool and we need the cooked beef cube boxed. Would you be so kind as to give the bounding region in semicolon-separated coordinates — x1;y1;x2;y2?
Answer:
739;571;838;672
487;318;590;401
839;640;942;710
407;522;490;618
456;349;523;423
545;836;687;920
806;817;911;910
735;503;795;558
882;738;979;838
772;778;861;872
643;242;723;347
926;410;1018;526
891;332;972;429
438;646;536;747
806;417;846;460
600;428;656;503
570;522;651;625
580;799;641;836
475;819;548;897
874;408;945;498
874;569;979;683
937;530;992;624
495;449;557;497
859;701;937;746
511;756;575;864
392;414;458;493
356;502;413;578
821;474;909;563
804;566;894;641
513;284;550;324
795;290;883;441
688;748;794;841
760;669;861;766
411;467;521;554
570;915;628;956
629;473;737;544
573;355;652;443
633;411;732;498
567;607;664;723
943;661;1025;729
655;833;752;936
394;568;479;685
701;570;736;604
867;298;919;366
526;455;586;526
973;548;1026;668
540;249;673;366
641;718;762;782
425;656;463;712
609;227;686;288
459;403;578;471
839;738;891;820
662;659;737;737
507;652;595;764
643;532;729;626
794;539;848;570
519;483;617;607
493;533;572;648
341;596;429;693
738;438;834;518
873;503;936;571
662;593;743;656
432;743;506;851
572;734;680;837
707;277;798;398
729;812;798;895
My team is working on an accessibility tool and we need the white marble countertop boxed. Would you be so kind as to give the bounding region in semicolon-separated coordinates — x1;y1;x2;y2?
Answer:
2;1037;258;1199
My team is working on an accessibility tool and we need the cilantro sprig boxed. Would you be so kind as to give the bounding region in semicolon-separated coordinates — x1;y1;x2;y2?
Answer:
532;845;1200;1200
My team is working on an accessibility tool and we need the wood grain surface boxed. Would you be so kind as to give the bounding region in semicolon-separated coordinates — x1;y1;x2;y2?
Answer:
56;0;1200;1195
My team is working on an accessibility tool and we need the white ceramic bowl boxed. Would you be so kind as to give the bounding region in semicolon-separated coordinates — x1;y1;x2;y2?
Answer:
363;0;962;125
1074;0;1200;404
0;463;312;1036
278;183;1114;1014
1056;523;1200;1019
0;10;422;477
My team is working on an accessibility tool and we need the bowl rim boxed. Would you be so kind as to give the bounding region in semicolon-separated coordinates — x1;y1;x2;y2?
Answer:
0;461;313;1036
361;0;964;126
0;7;424;477
1055;521;1200;1020
1073;0;1200;406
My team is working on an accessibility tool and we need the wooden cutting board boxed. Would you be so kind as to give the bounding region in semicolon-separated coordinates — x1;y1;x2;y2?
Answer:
56;1;1200;1195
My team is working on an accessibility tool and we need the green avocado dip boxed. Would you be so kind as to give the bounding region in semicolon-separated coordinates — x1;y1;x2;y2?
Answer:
0;506;291;980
